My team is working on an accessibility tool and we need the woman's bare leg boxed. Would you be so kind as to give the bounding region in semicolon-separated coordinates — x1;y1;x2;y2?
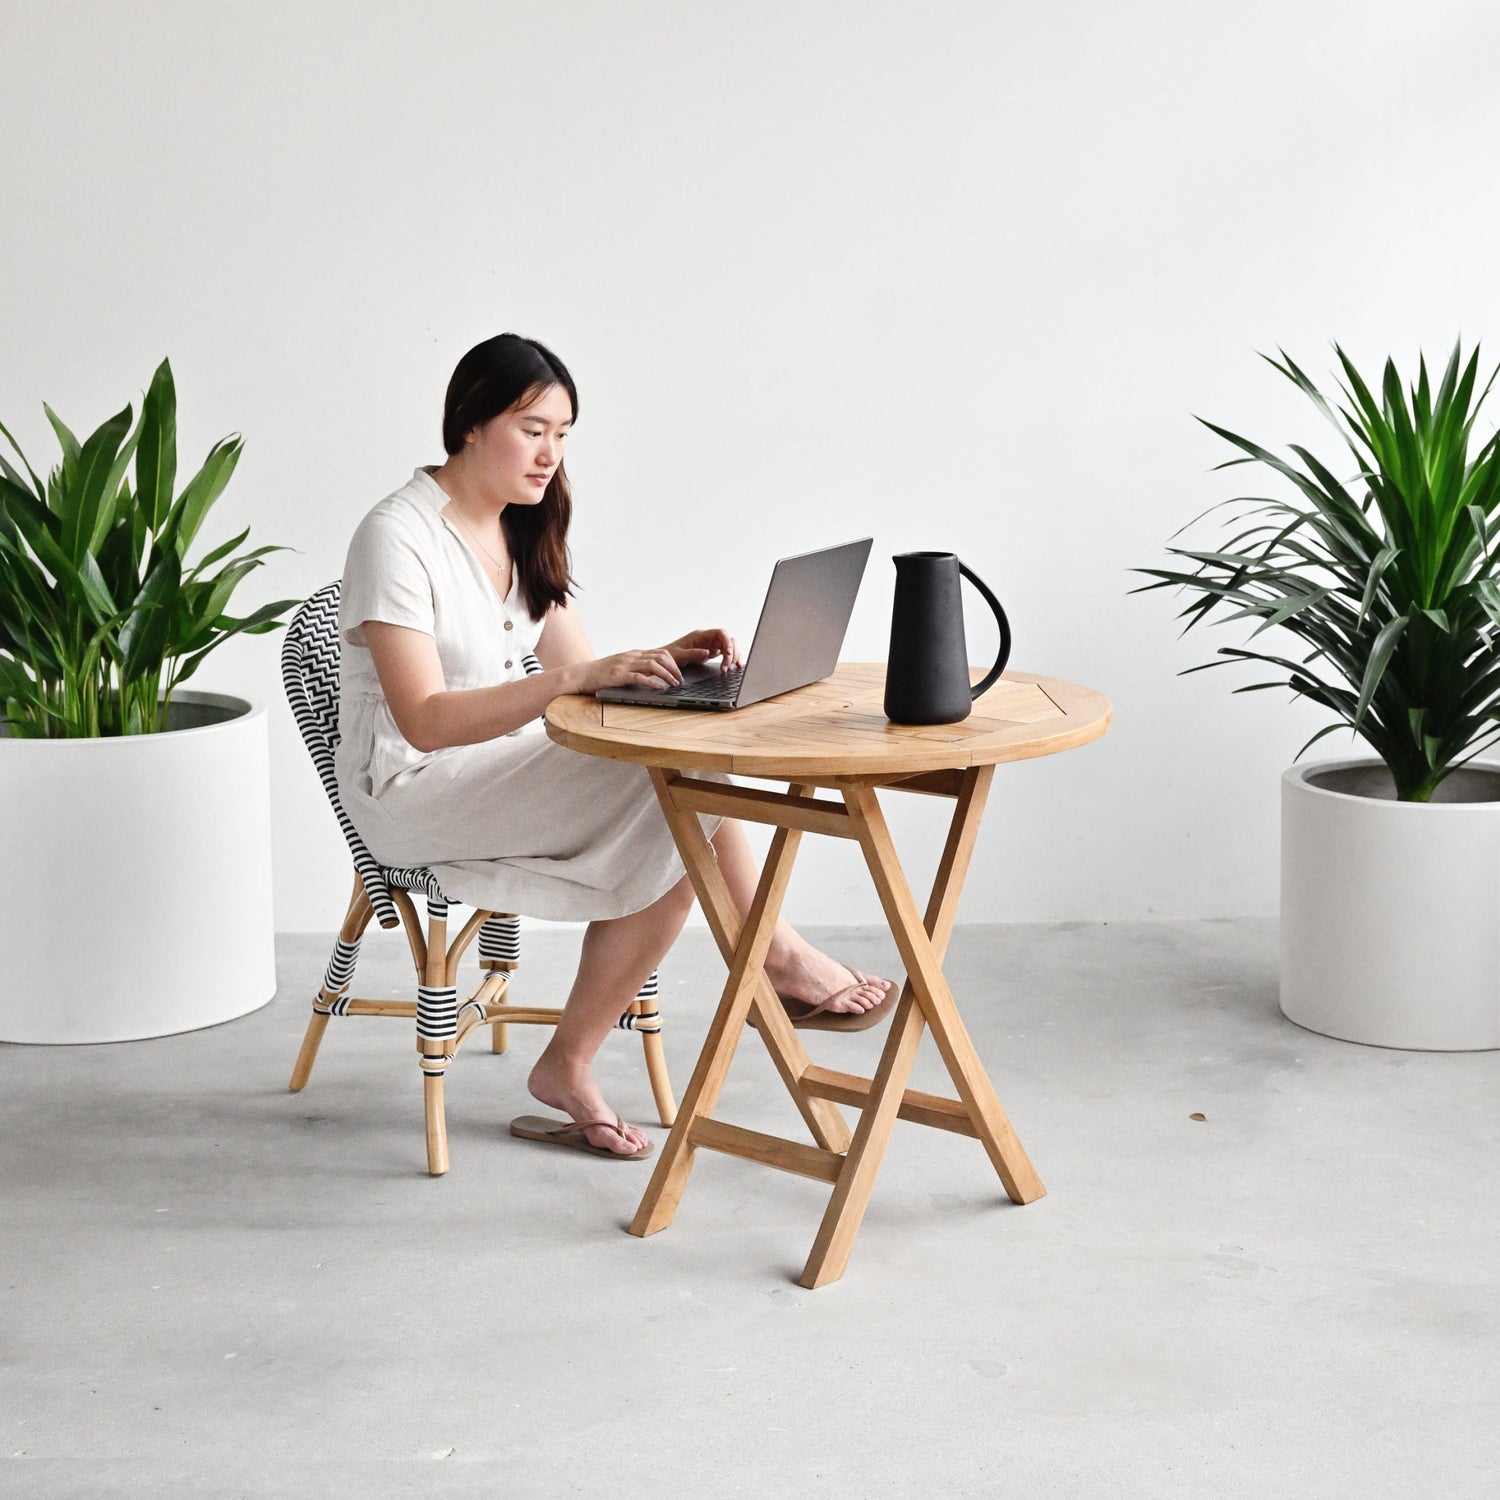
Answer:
529;817;889;1156
528;875;696;1154
709;819;891;1015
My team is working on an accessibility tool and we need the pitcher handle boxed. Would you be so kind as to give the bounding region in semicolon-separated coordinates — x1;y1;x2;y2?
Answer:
959;562;1012;700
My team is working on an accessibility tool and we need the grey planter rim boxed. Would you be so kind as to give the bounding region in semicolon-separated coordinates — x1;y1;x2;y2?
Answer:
0;689;261;743
1283;756;1500;808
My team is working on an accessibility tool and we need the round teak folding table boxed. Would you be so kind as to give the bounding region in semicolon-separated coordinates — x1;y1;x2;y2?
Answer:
546;663;1112;1288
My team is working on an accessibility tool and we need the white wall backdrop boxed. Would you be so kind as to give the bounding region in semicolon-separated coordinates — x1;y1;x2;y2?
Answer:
4;0;1498;932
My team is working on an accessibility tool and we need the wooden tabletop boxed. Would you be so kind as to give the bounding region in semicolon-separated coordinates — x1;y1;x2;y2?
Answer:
545;663;1111;779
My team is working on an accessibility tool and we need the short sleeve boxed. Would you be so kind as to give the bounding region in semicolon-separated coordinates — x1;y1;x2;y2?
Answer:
340;505;435;646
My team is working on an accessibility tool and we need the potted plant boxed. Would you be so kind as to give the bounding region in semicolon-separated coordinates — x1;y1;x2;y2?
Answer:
1137;343;1500;1050
0;360;296;1043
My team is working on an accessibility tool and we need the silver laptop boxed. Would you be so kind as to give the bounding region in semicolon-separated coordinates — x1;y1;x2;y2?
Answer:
596;538;873;711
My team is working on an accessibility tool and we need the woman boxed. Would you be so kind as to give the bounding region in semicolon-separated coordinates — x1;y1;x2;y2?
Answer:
336;334;892;1159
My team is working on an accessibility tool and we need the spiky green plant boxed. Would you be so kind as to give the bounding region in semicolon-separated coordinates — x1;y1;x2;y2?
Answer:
0;360;297;737
1135;343;1500;802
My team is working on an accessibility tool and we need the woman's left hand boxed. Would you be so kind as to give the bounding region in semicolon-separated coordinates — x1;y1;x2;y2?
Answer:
665;627;739;671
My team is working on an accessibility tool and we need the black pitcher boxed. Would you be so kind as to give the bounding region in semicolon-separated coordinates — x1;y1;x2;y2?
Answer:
883;552;1012;724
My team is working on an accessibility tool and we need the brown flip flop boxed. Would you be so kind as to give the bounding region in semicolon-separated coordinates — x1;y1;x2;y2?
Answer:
509;1114;655;1160
747;966;899;1033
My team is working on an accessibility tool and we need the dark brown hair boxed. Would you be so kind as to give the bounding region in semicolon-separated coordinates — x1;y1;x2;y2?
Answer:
442;333;578;619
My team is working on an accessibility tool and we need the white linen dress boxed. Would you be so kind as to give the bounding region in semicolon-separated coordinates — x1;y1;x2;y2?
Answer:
334;467;709;920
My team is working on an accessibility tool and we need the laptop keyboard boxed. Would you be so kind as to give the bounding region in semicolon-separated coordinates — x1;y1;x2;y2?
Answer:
667;666;744;701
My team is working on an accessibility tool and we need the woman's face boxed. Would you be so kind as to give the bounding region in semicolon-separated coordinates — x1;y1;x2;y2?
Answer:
464;383;573;508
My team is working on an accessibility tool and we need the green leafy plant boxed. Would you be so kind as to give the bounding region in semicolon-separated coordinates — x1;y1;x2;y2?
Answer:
0;360;297;737
1135;342;1500;802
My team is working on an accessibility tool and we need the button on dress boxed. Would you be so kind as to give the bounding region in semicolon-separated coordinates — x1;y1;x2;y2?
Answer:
334;468;711;920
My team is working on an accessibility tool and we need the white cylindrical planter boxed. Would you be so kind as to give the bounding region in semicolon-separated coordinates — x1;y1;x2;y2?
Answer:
1281;758;1500;1051
0;692;275;1044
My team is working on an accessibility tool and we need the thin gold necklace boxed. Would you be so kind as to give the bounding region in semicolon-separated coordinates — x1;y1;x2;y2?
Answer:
450;507;512;593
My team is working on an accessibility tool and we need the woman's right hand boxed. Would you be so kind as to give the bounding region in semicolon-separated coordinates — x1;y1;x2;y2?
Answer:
568;648;685;695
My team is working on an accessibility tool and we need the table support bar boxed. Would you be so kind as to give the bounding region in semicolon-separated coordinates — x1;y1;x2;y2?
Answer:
665;775;858;839
690;1119;845;1184
799;1064;979;1139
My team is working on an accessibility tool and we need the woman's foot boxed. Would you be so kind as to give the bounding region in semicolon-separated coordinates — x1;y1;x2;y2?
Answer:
527;1053;649;1156
763;940;892;1016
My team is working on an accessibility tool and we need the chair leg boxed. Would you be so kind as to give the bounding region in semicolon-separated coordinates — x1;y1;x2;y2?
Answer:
478;915;520;1055
625;985;677;1127
419;898;457;1177
487;967;514;1054
641;1024;677;1127
290;875;372;1091
423;1053;450;1176
289;1013;331;1093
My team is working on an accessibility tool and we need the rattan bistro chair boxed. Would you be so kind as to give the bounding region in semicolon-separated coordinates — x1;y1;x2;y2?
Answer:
282;582;676;1175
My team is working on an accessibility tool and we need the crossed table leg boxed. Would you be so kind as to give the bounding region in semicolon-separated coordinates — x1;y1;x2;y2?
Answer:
629;762;1045;1289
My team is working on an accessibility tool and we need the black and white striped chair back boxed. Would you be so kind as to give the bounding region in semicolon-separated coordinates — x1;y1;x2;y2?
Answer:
283;582;549;933
282;582;413;929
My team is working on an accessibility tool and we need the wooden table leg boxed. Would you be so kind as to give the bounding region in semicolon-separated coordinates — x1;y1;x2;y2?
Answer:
629;775;807;1238
799;983;927;1288
849;771;1044;1203
798;766;1043;1286
646;770;852;1153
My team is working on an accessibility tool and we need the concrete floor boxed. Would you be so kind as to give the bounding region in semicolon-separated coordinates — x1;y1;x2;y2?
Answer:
2;918;1497;1498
